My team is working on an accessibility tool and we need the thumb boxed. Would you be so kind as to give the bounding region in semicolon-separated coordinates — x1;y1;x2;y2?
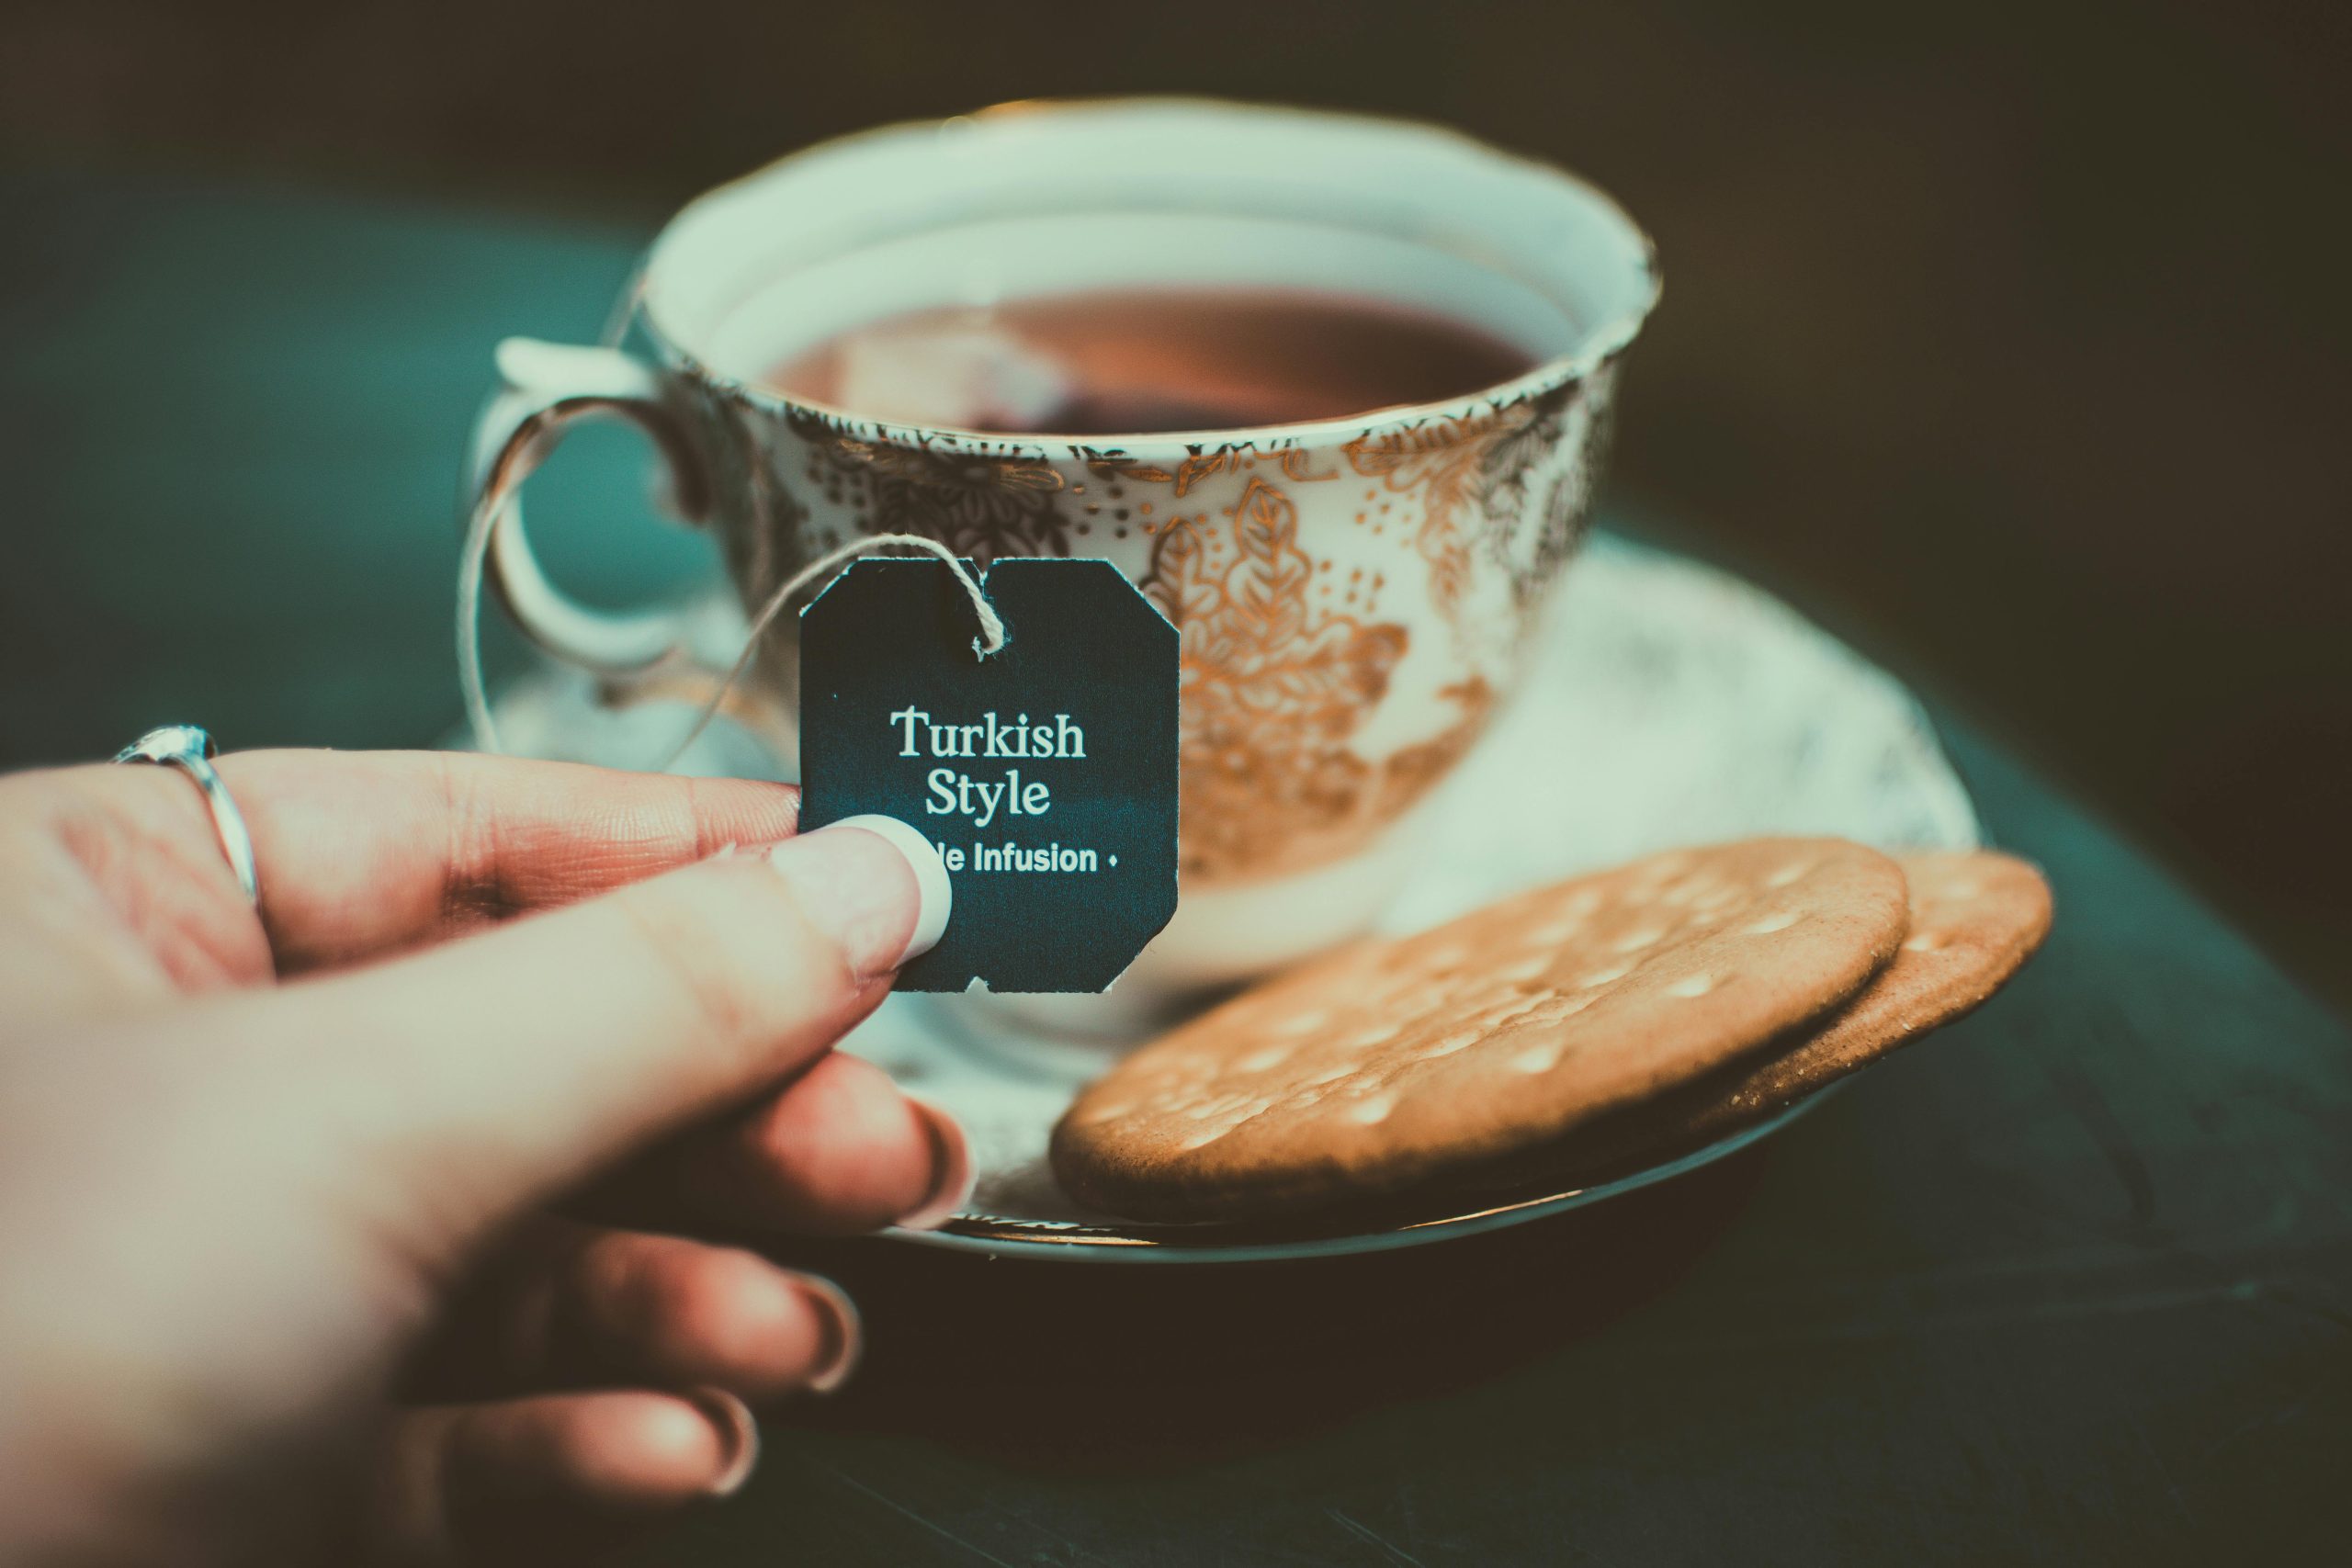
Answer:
185;817;950;1253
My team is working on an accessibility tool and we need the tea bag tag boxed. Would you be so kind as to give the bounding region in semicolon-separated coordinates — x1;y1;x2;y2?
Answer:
798;557;1179;993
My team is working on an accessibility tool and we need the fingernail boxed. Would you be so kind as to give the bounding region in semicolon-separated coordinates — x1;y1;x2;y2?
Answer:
686;1387;761;1497
897;1095;975;1232
767;817;950;976
791;1273;864;1395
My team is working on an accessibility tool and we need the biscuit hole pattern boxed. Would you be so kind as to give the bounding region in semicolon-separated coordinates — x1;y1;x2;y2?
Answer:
1667;972;1717;998
1510;1043;1564;1073
1745;910;1801;935
1579;962;1634;987
1766;861;1814;888
1349;1093;1396;1124
1903;931;1950;953
1238;1044;1294;1072
1613;927;1667;953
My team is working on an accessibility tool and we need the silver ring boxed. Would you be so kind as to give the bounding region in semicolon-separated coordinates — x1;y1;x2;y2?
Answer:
114;725;261;905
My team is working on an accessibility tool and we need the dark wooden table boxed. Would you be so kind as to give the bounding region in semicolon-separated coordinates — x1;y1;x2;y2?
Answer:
4;170;2346;1566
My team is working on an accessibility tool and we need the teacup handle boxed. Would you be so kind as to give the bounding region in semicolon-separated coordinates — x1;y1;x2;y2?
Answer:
464;337;712;675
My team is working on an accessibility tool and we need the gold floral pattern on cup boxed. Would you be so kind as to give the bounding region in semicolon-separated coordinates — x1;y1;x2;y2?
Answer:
685;367;1614;886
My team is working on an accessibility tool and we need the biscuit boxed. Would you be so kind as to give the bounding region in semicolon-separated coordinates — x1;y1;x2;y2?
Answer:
1051;838;1910;1222
1525;848;2053;1181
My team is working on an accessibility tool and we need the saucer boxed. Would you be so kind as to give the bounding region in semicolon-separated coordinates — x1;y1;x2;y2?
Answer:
460;533;1980;1261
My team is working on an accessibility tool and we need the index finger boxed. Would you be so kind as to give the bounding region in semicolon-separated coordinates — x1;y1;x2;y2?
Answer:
212;750;799;971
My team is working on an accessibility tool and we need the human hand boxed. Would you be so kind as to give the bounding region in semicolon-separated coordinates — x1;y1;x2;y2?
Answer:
0;749;963;1564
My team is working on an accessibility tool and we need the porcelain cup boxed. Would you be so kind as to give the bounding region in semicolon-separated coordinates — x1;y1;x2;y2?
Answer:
466;97;1657;1029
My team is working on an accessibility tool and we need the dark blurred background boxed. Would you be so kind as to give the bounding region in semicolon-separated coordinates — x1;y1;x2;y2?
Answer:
2;0;2345;1004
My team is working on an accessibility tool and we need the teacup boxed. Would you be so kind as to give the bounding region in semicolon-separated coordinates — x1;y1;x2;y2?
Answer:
467;98;1657;1023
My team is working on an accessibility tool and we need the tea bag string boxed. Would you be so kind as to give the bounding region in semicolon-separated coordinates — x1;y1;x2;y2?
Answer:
655;535;1006;770
597;255;649;351
457;500;1005;766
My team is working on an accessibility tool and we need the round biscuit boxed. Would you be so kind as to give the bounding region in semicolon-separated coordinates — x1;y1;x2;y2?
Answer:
1051;837;1910;1222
